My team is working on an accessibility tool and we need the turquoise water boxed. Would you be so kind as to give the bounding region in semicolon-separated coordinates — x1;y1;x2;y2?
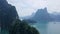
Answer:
2;30;9;34
1;22;60;34
0;28;9;34
32;22;60;34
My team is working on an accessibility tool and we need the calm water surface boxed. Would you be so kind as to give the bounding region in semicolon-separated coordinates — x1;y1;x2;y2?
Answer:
32;22;60;34
1;22;60;34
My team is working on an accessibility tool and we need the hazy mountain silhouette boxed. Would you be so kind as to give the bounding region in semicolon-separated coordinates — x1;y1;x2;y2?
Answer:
32;8;50;22
0;0;19;29
32;8;60;22
22;8;50;23
23;7;60;23
50;14;60;22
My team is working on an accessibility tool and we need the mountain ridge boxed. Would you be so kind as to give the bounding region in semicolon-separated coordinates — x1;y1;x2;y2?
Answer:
0;0;19;29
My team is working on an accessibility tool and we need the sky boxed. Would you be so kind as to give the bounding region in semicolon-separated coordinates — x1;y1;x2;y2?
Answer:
7;0;60;17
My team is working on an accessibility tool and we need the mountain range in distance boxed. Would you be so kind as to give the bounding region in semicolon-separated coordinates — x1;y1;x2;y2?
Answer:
21;7;60;23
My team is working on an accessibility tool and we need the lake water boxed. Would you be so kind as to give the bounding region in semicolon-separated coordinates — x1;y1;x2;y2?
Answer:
32;22;60;34
1;22;60;34
0;29;9;34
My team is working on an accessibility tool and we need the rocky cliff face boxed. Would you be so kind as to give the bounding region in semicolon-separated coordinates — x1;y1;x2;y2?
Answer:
0;0;19;29
32;8;50;21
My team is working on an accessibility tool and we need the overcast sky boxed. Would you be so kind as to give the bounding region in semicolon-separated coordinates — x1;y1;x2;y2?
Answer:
7;0;60;17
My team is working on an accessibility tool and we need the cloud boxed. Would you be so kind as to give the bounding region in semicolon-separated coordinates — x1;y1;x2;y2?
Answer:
47;0;60;13
7;0;60;17
7;0;47;17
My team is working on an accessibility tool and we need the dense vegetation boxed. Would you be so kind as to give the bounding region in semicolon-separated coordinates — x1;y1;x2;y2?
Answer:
0;0;40;34
9;19;40;34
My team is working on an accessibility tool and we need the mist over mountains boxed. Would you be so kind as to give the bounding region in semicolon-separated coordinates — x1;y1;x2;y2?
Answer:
32;8;50;21
23;7;60;23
